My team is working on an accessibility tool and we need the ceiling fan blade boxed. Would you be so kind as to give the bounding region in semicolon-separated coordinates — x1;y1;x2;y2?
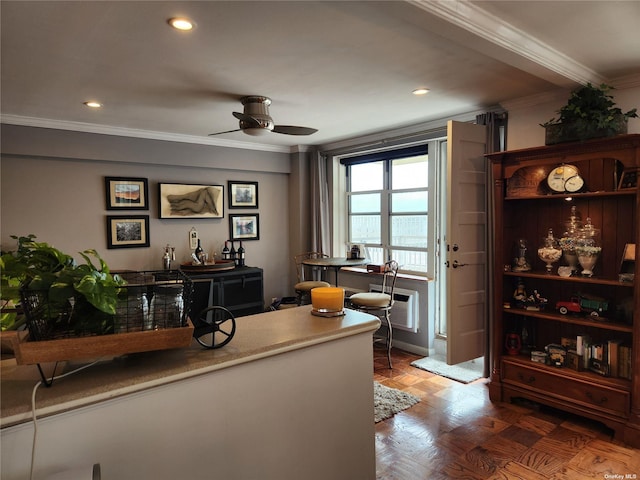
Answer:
232;111;261;127
208;128;242;136
272;125;318;136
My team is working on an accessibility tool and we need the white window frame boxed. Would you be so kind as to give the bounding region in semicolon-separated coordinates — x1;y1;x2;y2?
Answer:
332;139;444;278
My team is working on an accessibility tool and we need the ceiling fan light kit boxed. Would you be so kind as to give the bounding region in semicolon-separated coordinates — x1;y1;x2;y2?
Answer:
209;95;318;137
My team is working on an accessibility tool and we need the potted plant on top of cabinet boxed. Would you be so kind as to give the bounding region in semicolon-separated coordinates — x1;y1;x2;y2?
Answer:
541;83;637;145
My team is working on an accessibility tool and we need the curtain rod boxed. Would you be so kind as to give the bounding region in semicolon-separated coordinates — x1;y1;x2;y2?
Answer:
321;125;447;158
320;108;507;157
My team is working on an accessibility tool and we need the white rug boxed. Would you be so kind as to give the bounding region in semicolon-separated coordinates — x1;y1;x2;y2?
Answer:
374;381;420;423
411;354;484;384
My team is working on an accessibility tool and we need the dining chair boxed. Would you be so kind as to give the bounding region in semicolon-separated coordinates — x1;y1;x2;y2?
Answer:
294;252;331;305
347;260;399;368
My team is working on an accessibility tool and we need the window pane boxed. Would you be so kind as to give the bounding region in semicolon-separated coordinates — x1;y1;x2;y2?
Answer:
350;193;380;213
350;215;381;244
392;156;427;189
350;163;383;191
391;191;427;213
391;215;427;247
364;246;384;265
392;249;427;273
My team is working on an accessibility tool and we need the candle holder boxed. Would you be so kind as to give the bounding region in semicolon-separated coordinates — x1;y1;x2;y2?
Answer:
311;287;345;317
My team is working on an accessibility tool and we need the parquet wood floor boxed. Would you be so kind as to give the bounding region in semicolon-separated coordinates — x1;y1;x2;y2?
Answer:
374;347;640;480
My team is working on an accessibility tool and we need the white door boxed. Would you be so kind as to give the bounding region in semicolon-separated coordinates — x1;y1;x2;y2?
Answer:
445;120;487;365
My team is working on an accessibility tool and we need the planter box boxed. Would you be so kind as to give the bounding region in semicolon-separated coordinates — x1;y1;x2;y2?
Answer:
3;319;194;365
545;117;628;145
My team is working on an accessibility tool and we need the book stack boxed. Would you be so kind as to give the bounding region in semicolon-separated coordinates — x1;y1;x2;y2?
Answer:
619;345;633;380
572;335;632;378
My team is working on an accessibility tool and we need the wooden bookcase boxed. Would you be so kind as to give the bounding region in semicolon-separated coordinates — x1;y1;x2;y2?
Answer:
486;134;639;447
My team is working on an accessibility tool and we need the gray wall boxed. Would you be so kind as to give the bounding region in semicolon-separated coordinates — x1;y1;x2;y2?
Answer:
2;83;638;351
1;125;295;308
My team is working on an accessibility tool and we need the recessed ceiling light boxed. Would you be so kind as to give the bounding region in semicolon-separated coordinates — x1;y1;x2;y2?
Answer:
168;17;195;31
83;101;102;108
412;88;430;96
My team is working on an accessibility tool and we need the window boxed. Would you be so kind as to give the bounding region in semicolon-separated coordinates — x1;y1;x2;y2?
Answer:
343;145;429;274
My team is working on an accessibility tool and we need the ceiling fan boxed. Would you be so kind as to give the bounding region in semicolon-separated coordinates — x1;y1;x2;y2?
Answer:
209;96;318;137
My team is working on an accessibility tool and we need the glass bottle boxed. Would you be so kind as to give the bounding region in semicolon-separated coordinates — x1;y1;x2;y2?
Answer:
538;228;562;274
229;241;237;266
237;241;245;267
149;284;184;329
115;286;149;332
559;206;582;272
575;217;601;277
222;240;230;261
195;239;204;263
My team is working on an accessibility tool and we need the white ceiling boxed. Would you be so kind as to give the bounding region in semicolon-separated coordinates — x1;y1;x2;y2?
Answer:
2;1;639;151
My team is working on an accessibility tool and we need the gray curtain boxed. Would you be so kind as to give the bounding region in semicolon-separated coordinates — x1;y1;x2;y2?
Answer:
476;112;507;153
476;112;507;377
310;150;331;255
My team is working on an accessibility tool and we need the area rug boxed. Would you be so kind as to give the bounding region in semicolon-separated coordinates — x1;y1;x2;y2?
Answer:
374;381;420;423
411;354;484;384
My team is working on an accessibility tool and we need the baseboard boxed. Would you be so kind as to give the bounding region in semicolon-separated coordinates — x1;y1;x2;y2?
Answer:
434;337;447;356
392;340;429;357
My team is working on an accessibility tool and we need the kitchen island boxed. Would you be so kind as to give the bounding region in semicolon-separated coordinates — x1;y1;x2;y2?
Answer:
1;305;380;480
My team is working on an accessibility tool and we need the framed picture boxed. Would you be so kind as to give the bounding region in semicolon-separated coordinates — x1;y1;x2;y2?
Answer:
158;183;224;219
105;177;149;210
106;215;150;249
229;214;260;241
618;169;637;190
228;181;258;209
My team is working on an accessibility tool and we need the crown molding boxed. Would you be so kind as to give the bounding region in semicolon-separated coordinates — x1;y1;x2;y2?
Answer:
410;0;604;86
0;114;293;154
499;89;568;111
609;73;640;90
500;73;640;111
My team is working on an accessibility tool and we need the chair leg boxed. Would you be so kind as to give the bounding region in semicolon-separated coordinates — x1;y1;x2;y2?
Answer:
297;290;312;306
383;310;393;369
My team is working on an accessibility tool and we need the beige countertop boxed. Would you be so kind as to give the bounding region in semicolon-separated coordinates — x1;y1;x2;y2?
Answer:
1;305;380;428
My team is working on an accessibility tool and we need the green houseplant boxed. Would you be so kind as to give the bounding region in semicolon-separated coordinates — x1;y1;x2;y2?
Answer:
0;235;125;337
541;83;637;145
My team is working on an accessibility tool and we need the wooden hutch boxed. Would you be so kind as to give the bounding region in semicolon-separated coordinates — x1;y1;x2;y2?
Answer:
487;134;639;447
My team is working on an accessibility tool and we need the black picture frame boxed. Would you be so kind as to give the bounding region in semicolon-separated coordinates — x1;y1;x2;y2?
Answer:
105;177;149;210
158;183;224;219
106;215;150;249
229;214;260;241
618;169;638;190
228;181;258;209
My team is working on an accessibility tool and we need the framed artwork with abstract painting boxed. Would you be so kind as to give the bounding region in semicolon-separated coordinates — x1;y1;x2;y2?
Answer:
158;183;224;219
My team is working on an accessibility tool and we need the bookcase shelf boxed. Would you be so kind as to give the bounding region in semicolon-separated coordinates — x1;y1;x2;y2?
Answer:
502;307;633;333
487;134;640;447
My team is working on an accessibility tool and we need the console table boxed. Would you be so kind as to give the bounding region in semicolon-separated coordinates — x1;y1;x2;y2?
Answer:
184;266;264;319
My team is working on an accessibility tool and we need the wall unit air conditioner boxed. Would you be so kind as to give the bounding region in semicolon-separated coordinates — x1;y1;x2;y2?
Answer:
368;284;419;333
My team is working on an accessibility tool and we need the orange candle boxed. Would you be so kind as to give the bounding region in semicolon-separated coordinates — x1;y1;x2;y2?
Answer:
311;287;345;312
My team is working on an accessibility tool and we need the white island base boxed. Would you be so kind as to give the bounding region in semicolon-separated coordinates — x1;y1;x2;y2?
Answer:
1;306;380;480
